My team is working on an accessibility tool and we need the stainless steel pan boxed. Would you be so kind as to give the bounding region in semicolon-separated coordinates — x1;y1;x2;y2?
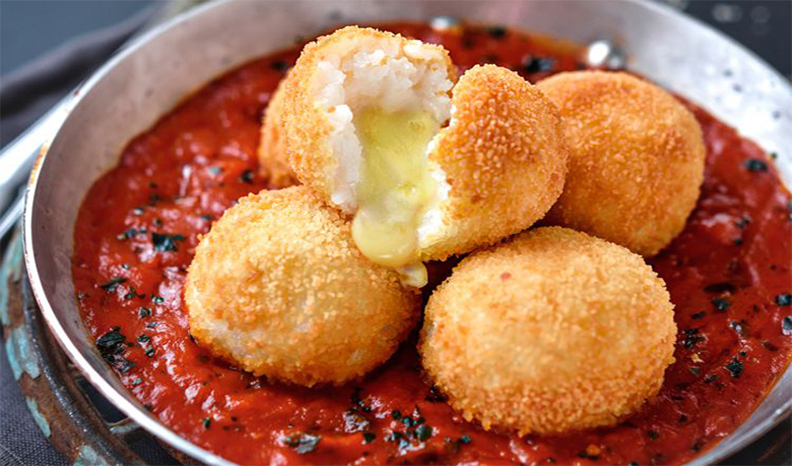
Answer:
19;0;792;464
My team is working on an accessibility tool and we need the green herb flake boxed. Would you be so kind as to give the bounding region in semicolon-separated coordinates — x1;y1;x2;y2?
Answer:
726;357;744;378
362;432;376;444
712;298;731;311
691;311;706;320
391;410;402;420
415;424;433;442
203;417;211;429
139;307;152;318
240;169;255;184
96;329;126;351
459;435;471;444
152;233;186;252
283;433;321;454
782;316;792;335
688;366;701;375
743;158;768;172
776;294;792;306
145;347;155;358
138;334;151;343
132;378;143;386
152;296;164;304
100;276;127;292
647;430;660;440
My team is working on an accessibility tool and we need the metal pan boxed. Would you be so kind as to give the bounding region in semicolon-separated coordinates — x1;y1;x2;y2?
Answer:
20;0;792;464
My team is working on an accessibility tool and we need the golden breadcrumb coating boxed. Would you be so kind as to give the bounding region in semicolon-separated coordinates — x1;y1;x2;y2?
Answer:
422;65;568;260
185;187;420;387
538;71;705;256
283;25;457;201
419;226;676;435
258;76;298;188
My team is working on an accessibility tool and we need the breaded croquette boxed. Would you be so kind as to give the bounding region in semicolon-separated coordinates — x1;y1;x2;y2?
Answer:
538;71;705;256
280;26;567;286
185;187;420;387
419;227;676;435
258;76;299;188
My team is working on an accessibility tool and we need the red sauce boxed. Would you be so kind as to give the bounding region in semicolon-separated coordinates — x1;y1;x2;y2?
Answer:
72;22;792;465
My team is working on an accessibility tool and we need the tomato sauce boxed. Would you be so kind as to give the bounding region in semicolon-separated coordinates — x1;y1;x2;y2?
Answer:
71;22;792;465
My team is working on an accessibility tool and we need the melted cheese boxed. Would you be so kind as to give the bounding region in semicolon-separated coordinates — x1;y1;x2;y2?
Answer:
351;106;441;287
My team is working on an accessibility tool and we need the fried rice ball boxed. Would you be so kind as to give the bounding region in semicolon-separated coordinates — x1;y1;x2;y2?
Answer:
281;26;568;286
258;76;299;188
537;71;705;256
185;186;420;387
419;226;676;435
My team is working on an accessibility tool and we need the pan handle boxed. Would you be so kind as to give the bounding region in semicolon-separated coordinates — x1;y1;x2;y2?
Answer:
0;98;71;240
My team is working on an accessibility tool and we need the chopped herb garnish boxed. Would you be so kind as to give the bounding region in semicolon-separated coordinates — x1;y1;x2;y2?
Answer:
487;25;507;39
743;158;768;172
704;374;719;384
117;357;135;374
152;233;186;252
729;321;745;335
401;417;415;428
691;311;706;320
117;228;144;241
426;386;448;403
782;316;792;335
283;433;321;454
415;424;433;442
647;430;660;440
203;417;211;429
240;169;255;184
145;347;155;357
271;60;289;72
726;357;743;378
712;298;731;311
96;329;126;351
208;166;222;175
100;276;127;292
132;378;143;386
362;432;376;444
152;296;164;304
139;307;152;318
138;334;151;343
459;435;471;444
391;410;402;420
153;218;164;227
688;366;701;375
776;294;792;306
681;329;706;349
703;282;737;294
521;55;555;74
200;214;213;221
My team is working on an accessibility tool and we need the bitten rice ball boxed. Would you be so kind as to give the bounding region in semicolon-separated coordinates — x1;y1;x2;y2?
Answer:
280;26;567;286
538;71;705;256
258;76;299;188
185;187;420;387
419;227;676;435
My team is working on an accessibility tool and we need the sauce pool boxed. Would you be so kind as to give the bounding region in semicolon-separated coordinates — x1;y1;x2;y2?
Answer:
72;22;792;465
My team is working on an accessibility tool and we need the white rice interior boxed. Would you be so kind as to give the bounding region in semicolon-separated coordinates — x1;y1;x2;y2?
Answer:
311;37;453;246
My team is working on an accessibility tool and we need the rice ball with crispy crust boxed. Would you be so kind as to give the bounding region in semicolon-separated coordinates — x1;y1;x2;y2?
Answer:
185;186;420;387
258;76;298;188
419;226;676;435
538;71;705;256
281;26;567;286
